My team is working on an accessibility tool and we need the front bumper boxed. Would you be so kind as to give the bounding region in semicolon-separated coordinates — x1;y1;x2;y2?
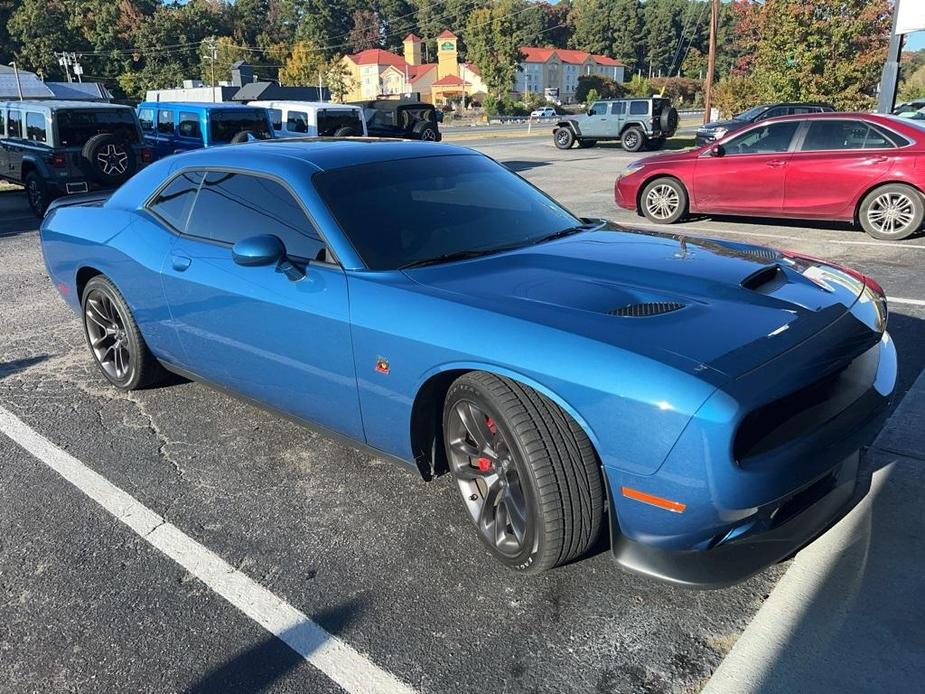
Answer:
694;132;715;147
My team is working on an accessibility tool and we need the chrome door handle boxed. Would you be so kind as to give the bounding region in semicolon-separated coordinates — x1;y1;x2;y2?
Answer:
766;160;786;168
171;254;191;271
867;156;889;163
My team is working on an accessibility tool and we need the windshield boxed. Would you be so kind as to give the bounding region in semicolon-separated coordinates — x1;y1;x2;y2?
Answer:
56;109;140;147
314;154;580;270
317;109;364;136
733;105;770;121
209;109;272;143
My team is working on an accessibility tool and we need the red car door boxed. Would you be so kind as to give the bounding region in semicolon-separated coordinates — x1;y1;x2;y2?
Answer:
782;119;896;219
693;121;801;216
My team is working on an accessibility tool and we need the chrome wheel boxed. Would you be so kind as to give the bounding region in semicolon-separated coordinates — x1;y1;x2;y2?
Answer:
84;289;132;382
555;129;572;147
644;183;681;220
623;132;639;149
867;192;916;236
446;400;529;557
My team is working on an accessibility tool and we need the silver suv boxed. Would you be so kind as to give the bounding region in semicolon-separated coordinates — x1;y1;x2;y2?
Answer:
554;98;679;152
0;100;151;216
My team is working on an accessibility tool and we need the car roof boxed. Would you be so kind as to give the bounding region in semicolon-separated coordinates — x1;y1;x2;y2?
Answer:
755;112;893;124
137;101;265;111
249;100;361;110
0;100;132;111
159;138;474;172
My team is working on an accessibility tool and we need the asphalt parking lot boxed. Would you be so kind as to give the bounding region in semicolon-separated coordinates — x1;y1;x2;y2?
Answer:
1;135;924;693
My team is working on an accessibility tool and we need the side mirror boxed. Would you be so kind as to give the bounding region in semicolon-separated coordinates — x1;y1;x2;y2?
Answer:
587;109;593;116
232;234;284;267
710;144;726;157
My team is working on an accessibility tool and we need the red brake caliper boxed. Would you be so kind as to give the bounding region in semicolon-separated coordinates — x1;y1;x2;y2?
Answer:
477;416;498;472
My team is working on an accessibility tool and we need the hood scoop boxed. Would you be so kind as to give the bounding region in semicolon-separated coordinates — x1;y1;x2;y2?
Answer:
609;301;686;318
741;264;785;293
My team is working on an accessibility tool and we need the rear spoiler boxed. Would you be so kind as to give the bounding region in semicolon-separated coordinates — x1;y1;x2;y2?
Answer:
45;191;112;217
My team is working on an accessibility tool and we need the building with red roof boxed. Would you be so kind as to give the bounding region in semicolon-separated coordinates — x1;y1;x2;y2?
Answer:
516;47;626;103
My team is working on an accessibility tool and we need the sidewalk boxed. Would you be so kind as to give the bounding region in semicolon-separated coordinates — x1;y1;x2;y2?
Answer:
703;369;925;693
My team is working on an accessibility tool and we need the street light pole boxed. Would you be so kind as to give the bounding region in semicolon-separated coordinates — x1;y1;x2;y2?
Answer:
878;0;904;114
10;61;23;100
702;0;719;125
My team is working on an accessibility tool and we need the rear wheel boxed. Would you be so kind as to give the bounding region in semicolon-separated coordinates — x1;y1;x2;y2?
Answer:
443;372;603;574
622;126;645;152
640;177;688;224
554;127;575;149
25;172;50;217
81;276;166;390
858;183;924;240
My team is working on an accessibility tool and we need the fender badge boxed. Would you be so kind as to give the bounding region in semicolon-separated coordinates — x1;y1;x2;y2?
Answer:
375;357;390;375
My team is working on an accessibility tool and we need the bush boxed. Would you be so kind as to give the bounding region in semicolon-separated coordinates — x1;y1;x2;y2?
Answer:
584;88;601;104
712;75;762;118
649;77;703;107
575;74;624;103
625;74;651;97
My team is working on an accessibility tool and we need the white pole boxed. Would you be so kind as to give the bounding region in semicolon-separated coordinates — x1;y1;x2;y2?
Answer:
11;62;23;100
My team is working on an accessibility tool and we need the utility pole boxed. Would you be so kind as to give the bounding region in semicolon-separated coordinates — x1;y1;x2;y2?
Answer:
10;61;23;100
878;0;904;113
702;0;719;125
203;37;218;102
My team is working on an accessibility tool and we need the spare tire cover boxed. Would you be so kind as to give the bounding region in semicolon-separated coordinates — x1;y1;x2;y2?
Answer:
81;133;137;185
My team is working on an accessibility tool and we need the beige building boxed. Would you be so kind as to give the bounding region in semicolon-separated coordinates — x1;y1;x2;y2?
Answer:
341;31;487;104
516;48;626;104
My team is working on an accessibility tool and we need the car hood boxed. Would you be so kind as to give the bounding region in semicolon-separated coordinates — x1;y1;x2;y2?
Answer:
403;225;867;382
700;118;746;131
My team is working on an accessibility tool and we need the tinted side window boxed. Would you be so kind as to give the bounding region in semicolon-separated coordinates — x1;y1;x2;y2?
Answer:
8;111;21;138
157;110;175;134
761;107;787;119
725;122;799;155
629;101;648;115
178;112;202;140
801;121;894;151
187;172;324;260
148;171;203;231
268;108;282;130
610;102;625;115
287;111;308;133
138;108;154;132
26;112;46;142
588;102;607;116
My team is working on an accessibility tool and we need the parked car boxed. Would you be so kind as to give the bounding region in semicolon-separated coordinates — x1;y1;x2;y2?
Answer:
40;139;895;587
893;99;925;117
554;98;679;152
616;112;925;240
530;107;557;119
695;102;834;146
0;100;152;216
351;100;442;141
136;102;274;159
249;100;367;138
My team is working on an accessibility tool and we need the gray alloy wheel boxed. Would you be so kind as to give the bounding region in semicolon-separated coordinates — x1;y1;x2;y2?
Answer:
622;126;645;152
81;276;165;390
554;127;575;149
443;372;603;574
640;177;688;224
859;183;924;240
418;125;438;141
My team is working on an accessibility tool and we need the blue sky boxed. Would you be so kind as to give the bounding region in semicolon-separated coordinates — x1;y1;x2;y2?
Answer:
907;32;925;50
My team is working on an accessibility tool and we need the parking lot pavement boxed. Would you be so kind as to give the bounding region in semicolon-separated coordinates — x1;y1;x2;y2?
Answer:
1;132;924;694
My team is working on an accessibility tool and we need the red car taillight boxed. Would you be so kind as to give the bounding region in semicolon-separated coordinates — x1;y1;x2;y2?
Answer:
141;148;153;163
49;153;67;168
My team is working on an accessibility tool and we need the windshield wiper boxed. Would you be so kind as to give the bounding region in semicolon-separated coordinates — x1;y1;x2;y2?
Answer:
399;248;503;269
528;222;603;246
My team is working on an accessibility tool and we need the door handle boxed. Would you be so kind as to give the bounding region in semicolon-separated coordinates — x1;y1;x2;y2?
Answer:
171;254;191;271
766;160;786;168
867;156;889;163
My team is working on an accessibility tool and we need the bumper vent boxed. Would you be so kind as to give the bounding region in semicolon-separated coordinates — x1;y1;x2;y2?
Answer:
610;301;685;318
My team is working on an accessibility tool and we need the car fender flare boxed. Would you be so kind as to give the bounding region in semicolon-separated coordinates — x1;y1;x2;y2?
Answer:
20;153;48;180
619;121;647;136
556;120;581;137
410;361;606;479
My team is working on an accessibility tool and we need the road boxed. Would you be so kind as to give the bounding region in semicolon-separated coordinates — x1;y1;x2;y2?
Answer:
1;136;922;693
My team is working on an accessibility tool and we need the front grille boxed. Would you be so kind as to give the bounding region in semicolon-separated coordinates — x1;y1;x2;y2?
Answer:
609;301;685;318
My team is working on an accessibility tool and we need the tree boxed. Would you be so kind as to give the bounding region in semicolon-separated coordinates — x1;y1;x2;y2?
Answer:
537;0;571;49
584;87;600;104
712;74;761;117
325;56;354;101
644;0;684;77
8;0;85;79
296;0;353;58
569;0;612;55
681;47;706;79
279;39;327;86
625;73;651;97
199;36;252;86
348;10;382;52
609;0;642;68
575;74;623;102
465;1;538;99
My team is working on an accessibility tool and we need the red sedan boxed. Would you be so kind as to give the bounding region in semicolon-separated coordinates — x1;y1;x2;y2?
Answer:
615;112;925;240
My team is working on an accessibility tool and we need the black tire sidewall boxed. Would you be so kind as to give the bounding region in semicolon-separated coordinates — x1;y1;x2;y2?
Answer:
640;177;688;224
443;380;545;571
622;127;644;152
414;123;438;141
81;276;146;390
859;184;924;240
25;172;49;217
81;133;137;186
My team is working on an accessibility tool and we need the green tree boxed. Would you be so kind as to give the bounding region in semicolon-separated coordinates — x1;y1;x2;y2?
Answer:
199;36;252;86
625;73;651;97
569;0;612;55
8;0;85;79
584;87;600;104
575;74;623;102
644;0;684;77
465;1;538;99
279;39;327;86
538;0;571;49
610;0;642;68
348;9;382;52
296;0;353;58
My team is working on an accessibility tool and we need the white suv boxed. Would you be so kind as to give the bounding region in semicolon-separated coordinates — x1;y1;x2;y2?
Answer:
249;101;368;138
530;107;557;119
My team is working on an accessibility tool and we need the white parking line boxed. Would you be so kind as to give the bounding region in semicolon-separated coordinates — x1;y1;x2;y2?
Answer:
0;404;415;694
889;296;925;307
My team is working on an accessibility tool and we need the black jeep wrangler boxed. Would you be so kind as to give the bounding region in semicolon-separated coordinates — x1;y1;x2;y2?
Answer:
350;100;442;141
554;97;679;152
0;100;151;216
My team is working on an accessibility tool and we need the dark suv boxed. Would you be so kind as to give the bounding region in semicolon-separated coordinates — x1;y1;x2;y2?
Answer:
695;102;834;146
554;98;679;152
351;100;442;141
0;100;151;216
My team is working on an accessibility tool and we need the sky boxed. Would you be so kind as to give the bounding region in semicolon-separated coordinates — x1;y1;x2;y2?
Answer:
907;31;925;50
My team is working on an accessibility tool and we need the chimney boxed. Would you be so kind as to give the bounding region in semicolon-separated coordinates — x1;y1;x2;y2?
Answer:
403;33;422;67
231;61;253;87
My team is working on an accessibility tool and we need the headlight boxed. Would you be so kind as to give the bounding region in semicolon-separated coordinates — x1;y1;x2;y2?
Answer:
708;127;728;139
621;161;646;176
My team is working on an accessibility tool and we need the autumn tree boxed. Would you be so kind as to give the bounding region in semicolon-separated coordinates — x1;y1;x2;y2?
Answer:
279;40;327;86
465;0;540;99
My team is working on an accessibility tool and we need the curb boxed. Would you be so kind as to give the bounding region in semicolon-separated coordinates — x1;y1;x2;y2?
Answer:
702;366;925;693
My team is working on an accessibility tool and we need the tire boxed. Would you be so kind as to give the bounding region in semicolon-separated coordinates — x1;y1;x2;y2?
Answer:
230;130;255;144
858;183;925;240
640;177;689;224
414;123;439;141
577;139;597;149
25;172;51;218
333;126;359;137
443;372;604;574
81;133;137;186
659;106;679;136
622;126;645;152
81;276;166;390
554;127;575;149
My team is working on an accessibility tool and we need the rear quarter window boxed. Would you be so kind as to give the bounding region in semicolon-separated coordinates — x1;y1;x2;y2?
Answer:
148;171;203;232
629;101;648;116
8;111;22;138
138;108;154;132
26;112;47;143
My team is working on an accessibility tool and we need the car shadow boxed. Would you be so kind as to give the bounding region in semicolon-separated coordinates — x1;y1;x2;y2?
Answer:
0;355;49;379
501;160;551;173
183;595;369;693
0;189;36;237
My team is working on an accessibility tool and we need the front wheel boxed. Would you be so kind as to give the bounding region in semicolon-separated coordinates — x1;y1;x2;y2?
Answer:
554;127;575;149
622;127;645;152
858;183;924;240
640;177;689;224
443;372;603;574
81;276;166;390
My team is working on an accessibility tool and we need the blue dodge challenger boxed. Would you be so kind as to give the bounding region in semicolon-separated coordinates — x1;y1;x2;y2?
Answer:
39;139;896;587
